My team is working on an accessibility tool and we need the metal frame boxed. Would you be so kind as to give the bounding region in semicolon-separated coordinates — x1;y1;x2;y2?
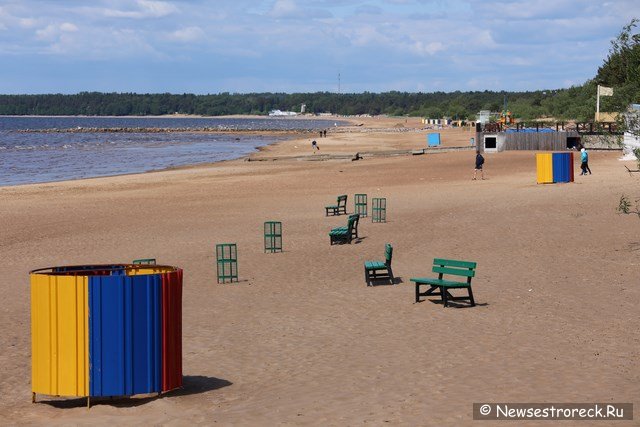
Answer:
354;194;367;217
264;221;283;253
216;243;238;283
372;198;387;223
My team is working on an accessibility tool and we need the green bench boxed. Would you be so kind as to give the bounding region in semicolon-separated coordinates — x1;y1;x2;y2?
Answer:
132;258;157;265
364;243;394;286
329;213;360;245
325;195;347;216
411;258;476;307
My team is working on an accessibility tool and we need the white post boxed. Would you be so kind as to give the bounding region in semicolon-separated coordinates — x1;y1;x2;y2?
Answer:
596;85;601;122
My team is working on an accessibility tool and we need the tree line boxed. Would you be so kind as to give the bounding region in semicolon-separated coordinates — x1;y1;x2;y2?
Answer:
0;89;595;121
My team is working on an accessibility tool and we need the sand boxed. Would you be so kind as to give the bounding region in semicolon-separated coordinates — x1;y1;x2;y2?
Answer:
0;117;638;425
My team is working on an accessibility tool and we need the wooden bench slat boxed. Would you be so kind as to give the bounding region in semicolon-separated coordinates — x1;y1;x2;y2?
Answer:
431;265;475;277
410;277;469;287
433;258;476;269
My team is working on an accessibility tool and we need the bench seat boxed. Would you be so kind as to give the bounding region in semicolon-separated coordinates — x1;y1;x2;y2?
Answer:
410;277;470;288
365;261;386;270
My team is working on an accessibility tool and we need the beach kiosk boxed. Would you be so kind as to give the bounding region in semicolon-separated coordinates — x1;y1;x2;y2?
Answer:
30;264;183;407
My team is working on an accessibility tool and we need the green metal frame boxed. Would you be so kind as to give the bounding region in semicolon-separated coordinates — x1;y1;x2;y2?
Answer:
132;258;156;265
354;193;367;217
216;243;238;283
264;221;283;253
372;198;387;223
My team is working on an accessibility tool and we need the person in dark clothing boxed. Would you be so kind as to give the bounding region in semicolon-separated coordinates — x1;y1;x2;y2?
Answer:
580;148;591;175
311;140;319;151
323;129;327;137
473;151;485;180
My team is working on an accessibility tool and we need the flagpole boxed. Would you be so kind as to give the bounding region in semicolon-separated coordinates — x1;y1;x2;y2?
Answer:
596;85;600;122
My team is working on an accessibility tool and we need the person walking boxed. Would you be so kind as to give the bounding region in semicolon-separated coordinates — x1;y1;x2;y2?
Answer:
580;148;591;175
311;140;319;151
473;151;485;180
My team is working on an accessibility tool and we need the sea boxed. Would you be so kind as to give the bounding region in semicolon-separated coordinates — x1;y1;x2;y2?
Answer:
0;116;342;186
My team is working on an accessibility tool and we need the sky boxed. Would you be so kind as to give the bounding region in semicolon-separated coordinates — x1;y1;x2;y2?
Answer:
0;0;638;94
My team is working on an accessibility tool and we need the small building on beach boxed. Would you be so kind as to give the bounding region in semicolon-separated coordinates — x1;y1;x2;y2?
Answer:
476;128;580;153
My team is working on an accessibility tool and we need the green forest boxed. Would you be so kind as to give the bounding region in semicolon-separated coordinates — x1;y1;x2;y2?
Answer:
1;20;638;121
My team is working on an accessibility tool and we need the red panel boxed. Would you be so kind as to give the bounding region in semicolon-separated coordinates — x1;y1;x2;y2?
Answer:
569;151;574;182
161;269;183;391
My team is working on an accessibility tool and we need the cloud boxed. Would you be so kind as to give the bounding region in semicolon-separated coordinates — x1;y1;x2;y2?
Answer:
1;0;640;93
412;41;445;55
101;0;179;19
268;0;332;19
35;22;78;41
167;26;205;42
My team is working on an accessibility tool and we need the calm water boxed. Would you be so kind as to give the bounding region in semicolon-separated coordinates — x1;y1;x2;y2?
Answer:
0;116;342;186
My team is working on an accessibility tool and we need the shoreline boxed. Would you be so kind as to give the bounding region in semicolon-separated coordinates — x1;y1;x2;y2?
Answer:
0;116;434;189
0;116;362;188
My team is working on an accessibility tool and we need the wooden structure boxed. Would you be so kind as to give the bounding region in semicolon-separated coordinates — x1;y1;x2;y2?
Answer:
329;214;360;245
411;258;477;307
477;130;579;152
364;244;394;286
325;195;347;216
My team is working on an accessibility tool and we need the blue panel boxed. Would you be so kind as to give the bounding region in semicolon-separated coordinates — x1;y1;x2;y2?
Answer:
427;133;441;146
89;275;162;397
552;152;570;183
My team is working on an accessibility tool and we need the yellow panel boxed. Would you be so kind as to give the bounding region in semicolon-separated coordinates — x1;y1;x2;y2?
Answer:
31;274;88;397
536;153;553;184
127;266;175;276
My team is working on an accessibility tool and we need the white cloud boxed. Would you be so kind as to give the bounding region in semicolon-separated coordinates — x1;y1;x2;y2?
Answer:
60;22;78;32
19;18;37;28
35;22;78;41
168;26;205;42
270;0;297;17
412;41;445;55
102;0;178;19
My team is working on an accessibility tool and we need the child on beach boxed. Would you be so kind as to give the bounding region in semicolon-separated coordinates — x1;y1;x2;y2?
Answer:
311;140;319;151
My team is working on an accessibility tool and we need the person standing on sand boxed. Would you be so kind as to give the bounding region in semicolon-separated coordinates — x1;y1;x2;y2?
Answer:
311;140;319;151
473;151;485;180
323;129;327;138
580;148;591;175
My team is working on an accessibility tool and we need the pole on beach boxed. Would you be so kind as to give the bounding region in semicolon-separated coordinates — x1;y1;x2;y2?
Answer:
596;84;600;122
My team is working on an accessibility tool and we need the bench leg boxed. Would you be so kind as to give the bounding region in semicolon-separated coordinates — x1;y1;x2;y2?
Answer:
442;286;448;307
388;267;395;285
467;286;475;307
415;283;420;302
364;268;370;286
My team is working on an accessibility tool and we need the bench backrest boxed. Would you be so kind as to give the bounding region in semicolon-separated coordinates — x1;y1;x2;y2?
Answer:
133;258;157;265
337;195;347;207
384;244;393;266
432;258;476;282
347;213;359;232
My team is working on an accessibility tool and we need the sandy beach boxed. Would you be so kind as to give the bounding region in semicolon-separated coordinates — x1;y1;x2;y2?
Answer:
1;117;638;425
